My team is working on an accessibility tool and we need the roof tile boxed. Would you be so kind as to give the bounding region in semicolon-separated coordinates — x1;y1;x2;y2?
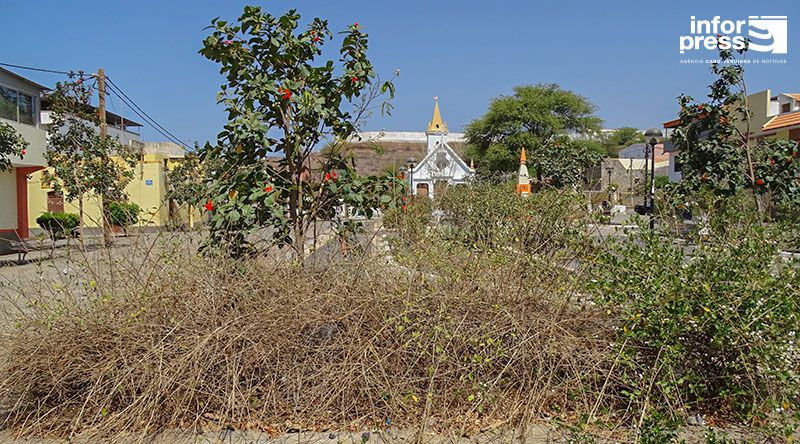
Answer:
763;111;800;131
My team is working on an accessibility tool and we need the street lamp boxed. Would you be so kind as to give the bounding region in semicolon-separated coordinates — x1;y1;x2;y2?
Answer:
398;165;408;194
406;157;417;195
605;164;614;188
605;164;614;205
644;128;663;229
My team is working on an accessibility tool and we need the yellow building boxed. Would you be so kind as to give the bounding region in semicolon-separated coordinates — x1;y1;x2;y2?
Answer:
27;142;202;232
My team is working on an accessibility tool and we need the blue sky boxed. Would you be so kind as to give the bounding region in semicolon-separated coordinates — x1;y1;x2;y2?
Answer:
2;1;797;145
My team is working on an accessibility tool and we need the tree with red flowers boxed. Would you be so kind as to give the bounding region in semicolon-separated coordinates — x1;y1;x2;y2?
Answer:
199;6;399;259
752;139;800;210
0;121;28;173
672;47;800;214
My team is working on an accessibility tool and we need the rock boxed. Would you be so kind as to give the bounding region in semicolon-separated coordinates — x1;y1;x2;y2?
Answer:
686;413;705;426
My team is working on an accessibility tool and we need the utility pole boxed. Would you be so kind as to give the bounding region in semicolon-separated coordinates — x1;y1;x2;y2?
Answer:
98;69;107;137
97;68;112;247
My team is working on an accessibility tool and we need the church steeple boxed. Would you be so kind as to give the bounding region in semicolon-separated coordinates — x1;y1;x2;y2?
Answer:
426;96;448;134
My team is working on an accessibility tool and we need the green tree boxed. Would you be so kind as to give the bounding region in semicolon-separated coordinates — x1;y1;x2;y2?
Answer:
199;6;399;259
672;47;800;214
0;122;28;173
605;127;644;147
42;75;139;246
165;149;209;226
464;84;603;182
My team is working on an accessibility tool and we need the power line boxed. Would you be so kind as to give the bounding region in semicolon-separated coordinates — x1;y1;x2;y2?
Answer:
105;77;189;149
104;83;182;147
0;62;74;76
104;79;189;149
1;61;190;149
92;82;184;148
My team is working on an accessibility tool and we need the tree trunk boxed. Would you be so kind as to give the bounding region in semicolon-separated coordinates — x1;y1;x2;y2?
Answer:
287;155;305;262
101;197;112;247
78;195;85;250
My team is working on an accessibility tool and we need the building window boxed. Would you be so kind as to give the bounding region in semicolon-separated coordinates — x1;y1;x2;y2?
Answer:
0;84;36;125
17;92;34;124
0;86;17;121
782;103;791;113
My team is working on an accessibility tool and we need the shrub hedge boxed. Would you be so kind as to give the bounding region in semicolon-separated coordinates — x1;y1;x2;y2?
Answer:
35;212;79;239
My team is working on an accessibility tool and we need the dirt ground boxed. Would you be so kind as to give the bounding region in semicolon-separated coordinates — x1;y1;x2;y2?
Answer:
0;425;570;444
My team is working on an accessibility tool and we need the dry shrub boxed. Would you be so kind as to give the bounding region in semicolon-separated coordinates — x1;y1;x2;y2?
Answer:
0;234;613;439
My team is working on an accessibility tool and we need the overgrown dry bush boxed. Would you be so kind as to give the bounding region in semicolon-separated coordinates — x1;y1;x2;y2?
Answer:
0;227;615;440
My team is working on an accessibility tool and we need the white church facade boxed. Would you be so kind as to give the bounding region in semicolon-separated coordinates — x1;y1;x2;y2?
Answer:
408;98;474;198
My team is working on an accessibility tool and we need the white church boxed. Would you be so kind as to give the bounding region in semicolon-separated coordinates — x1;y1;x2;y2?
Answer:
408;98;475;198
348;98;475;198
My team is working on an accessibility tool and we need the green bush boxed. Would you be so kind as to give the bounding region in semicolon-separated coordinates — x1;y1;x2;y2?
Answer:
108;201;141;228
382;194;432;243
437;183;588;257
653;175;670;189
35;212;79;239
589;218;800;421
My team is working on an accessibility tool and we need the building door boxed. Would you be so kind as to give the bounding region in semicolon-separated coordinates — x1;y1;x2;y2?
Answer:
47;191;64;213
416;183;429;197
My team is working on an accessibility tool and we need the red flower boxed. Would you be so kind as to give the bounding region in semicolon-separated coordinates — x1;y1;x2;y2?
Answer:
223;39;233;46
313;36;320;42
20;149;26;156
353;22;360;28
76;79;83;85
264;185;273;193
770;158;776;166
280;88;292;100
716;34;721;38
402;205;407;211
697;105;704;111
204;199;214;211
351;76;358;82
756;178;764;185
331;171;337;181
324;172;331;182
401;196;407;202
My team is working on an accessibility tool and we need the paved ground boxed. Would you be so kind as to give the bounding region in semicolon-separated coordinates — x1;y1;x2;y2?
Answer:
0;425;562;444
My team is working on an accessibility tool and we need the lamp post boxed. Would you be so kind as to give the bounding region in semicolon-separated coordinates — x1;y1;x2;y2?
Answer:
642;143;650;210
644;128;663;229
398;165;408;195
406;157;417;196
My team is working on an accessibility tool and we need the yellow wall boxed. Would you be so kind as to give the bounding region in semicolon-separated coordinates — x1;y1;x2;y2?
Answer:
734;90;773;137
27;154;201;229
0;170;18;230
127;154;169;227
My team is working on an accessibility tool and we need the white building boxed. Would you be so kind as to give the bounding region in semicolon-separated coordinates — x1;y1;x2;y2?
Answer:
406;98;474;198
0;67;49;246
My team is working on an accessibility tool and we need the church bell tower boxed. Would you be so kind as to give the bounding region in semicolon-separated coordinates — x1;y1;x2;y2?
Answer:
426;96;448;154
